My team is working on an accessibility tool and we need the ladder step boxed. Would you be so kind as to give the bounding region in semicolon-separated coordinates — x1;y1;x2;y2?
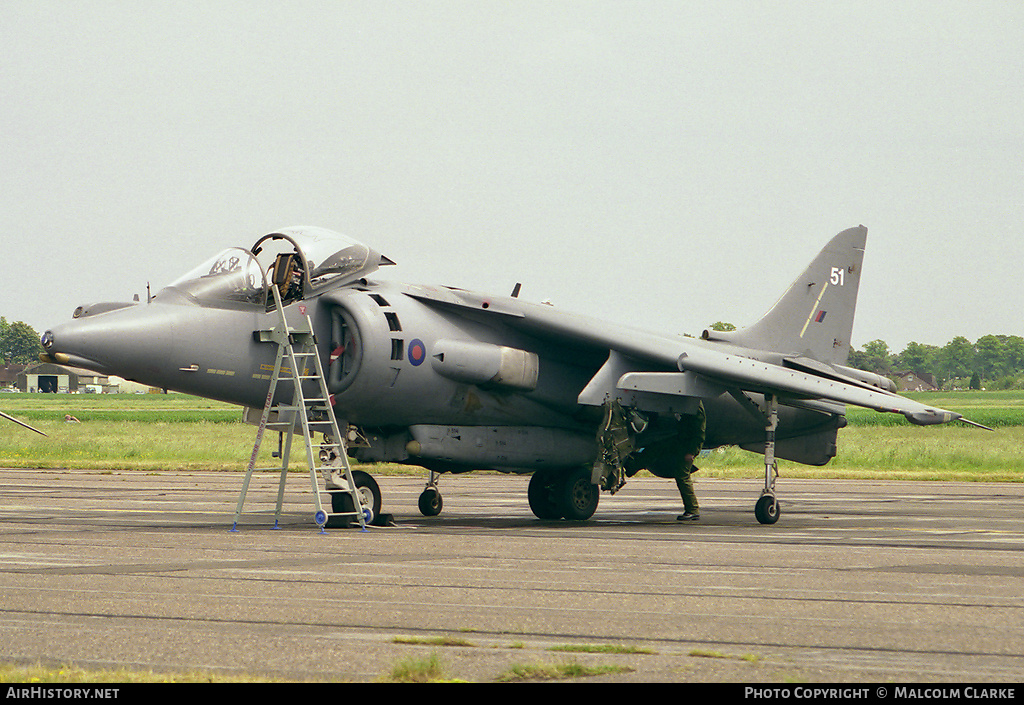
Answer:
235;286;365;531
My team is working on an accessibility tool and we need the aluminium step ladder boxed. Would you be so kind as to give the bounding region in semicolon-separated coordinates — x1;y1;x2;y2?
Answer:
231;285;368;532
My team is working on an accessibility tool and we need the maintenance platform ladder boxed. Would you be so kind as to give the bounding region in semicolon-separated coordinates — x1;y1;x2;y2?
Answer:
231;286;368;532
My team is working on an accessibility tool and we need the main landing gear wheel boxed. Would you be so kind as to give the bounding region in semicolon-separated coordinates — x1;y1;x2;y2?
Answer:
330;470;382;526
558;467;599;521
418;487;443;516
755;495;779;525
528;470;562;520
529;468;600;521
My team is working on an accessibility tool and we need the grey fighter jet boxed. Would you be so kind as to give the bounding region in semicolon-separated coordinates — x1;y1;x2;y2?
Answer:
38;225;979;524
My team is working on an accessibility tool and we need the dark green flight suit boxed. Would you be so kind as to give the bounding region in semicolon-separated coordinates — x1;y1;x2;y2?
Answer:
672;404;705;515
628;402;705;515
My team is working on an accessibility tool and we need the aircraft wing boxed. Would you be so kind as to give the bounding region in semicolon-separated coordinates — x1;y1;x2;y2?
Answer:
403;283;983;429
670;346;973;427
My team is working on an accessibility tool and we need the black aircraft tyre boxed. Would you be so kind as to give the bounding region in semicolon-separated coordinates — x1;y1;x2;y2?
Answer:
559;467;599;521
528;470;562;520
755;495;780;524
330;470;382;525
418;487;443;516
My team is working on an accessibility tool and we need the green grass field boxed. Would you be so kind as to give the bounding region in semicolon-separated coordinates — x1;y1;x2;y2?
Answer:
1;393;259;471
846;390;1024;428
1;391;1022;480
1;392;240;423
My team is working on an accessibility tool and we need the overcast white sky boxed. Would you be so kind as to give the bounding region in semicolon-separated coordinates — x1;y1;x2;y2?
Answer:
3;1;1022;353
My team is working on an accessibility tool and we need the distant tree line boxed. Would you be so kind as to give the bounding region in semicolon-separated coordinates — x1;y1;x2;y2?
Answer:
1;317;43;365
708;322;1024;391
848;335;1024;390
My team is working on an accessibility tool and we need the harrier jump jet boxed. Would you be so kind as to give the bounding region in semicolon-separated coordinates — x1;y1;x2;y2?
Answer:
38;225;977;524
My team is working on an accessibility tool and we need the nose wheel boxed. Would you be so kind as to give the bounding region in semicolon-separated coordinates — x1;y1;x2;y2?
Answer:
329;470;382;527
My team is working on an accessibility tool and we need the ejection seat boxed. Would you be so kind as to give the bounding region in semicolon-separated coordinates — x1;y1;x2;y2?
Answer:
270;252;304;305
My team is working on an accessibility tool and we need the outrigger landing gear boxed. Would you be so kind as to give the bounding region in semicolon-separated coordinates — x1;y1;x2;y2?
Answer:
418;470;443;516
756;394;781;525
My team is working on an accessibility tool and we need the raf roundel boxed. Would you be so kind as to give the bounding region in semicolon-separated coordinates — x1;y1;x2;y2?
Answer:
408;338;426;366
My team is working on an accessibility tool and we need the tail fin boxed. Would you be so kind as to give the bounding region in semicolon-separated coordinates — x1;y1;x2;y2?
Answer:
716;226;867;365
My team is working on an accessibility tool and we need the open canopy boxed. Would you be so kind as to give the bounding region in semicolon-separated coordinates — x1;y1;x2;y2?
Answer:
162;227;394;308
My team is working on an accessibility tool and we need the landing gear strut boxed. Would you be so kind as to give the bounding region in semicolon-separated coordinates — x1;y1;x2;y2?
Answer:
756;394;781;525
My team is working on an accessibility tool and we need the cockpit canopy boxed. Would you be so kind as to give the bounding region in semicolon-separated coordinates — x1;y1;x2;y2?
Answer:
161;227;394;308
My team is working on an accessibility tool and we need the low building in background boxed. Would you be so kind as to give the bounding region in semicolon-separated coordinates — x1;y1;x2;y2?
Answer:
893;371;938;392
13;363;118;393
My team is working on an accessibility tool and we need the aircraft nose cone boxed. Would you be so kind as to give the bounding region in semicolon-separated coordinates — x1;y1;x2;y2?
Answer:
44;303;173;379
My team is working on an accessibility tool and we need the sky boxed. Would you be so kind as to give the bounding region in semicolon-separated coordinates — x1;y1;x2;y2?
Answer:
3;1;1022;353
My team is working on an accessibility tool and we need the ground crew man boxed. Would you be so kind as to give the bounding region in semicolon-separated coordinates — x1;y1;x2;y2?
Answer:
596;400;706;521
671;403;705;520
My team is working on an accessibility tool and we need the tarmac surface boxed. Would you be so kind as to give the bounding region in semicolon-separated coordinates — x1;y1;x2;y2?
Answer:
0;467;1022;683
